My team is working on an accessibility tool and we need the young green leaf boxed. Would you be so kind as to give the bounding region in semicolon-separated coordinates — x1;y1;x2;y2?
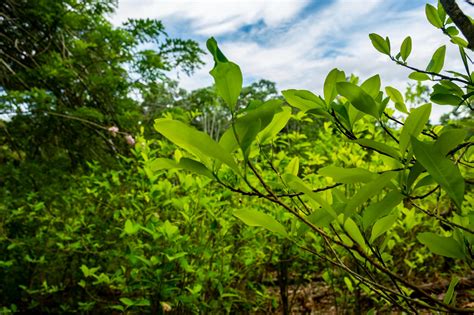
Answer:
258;106;292;144
408;72;430;81
324;68;346;104
154;119;239;173
146;158;214;179
399;103;431;154
443;277;460;305
318;166;377;184
369;33;391;55
336;82;379;118
399;36;412;61
285;157;300;176
282;89;326;112
385;86;408;113
353;138;401;159
206;38;242;111
360;74;381;99
362;190;403;229
411;137;464;209
344;218;366;250
233;209;288;237
426;45;446;73
370;214;397;243
425;4;443;28
417;233;465;259
343;172;396;217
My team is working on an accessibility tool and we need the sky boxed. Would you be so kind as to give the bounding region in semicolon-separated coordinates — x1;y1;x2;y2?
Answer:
111;0;474;121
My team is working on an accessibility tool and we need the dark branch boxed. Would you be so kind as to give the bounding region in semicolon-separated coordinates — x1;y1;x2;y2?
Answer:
440;0;474;50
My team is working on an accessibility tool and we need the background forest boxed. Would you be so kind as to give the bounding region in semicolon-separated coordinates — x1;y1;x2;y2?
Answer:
0;0;473;313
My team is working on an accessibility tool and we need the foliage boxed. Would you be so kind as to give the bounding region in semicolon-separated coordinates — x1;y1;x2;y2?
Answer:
154;1;474;312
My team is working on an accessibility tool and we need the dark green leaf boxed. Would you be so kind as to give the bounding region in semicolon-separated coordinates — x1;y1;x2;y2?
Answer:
354;138;400;159
362;190;403;229
444;277;460;305
370;214;397;242
318;166;376;184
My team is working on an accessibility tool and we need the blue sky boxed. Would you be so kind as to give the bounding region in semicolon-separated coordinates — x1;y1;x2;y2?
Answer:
112;0;474;121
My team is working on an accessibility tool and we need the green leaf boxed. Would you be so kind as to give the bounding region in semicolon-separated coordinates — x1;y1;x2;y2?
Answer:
369;33;390;55
435;128;467;155
443;277;460;305
343;172;396;217
283;174;338;220
417;232;465;259
353;138;400;159
360;74;381;99
385;86;408;113
400;36;412;61
210;62;242;111
258;106;292;144
451;36;468;48
399;103;431;154
336;82;379;118
154;119;239;173
124;219;139;235
362;190;403;229
408;72;430;81
411;137;464;209
425;4;443;28
120;297;135;306
430;93;463;105
282;89;326;112
426;45;446;73
344;218;366;250
324;68;346;104
207;38;242;111
370;214;397;243
146;158;214;179
233;209;288;237
285;157;299;176
318;166;376;184
437;1;447;24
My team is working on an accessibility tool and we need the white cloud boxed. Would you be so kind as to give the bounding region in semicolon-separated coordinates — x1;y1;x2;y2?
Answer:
113;0;310;35
114;0;474;121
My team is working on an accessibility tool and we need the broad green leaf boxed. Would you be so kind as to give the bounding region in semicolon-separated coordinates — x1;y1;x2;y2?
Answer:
285;157;299;176
282;89;325;112
318;166;376;184
207;38;242;111
408;72;430;81
233;209;288;237
370;214;397;243
147;158;214;179
400;36;412;61
344;218;366;250
120;297;135;306
369;33;390;55
406;161;425;191
362;190;403;229
210;62;242;111
425;4;443;28
324;68;346;104
399;103;431;154
411;137;464;209
154;119;239;173
124;219;139;235
258;106;292;144
353;138;400;159
426;45;446;73
430;93;462;105
336;82;379;118
417;232;465;259
344;172;396;217
385;86;408;113
414;174;435;190
443;277;460;305
435;128;467;155
361;74;381;99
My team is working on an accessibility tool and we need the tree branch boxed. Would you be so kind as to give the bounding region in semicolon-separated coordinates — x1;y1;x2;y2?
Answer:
440;0;474;50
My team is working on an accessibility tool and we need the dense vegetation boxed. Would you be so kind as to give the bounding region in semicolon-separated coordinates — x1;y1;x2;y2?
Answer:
1;0;473;313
